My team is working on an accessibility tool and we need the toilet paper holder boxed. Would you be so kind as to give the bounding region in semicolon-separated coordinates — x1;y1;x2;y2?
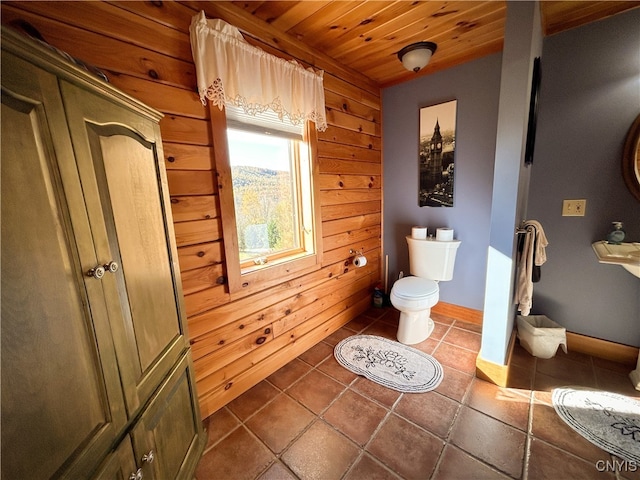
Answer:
350;249;367;268
349;248;367;268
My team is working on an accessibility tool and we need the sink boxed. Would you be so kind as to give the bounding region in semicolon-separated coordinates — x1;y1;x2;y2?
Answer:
592;241;640;278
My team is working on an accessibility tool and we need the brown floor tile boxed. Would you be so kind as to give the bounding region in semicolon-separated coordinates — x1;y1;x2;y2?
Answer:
431;312;455;325
361;307;389;320
612;454;640;480
257;461;297;480
511;342;537;369
345;314;377;333
367;414;444;479
298;341;334;366
362;319;399;339
282;420;360;480
412;337;439;355
532;371;565;392
267;358;312;390
287;369;346;414
395;391;460;439
465;378;530;431
227;380;280;421
378;308;400;325
194;306;637;480
430;321;451;341
195;425;274;480
535;354;596;385
527;438;615;480
324;326;355;346
344;454;401;480
433;342;478;375
323;389;388;446
352;377;401;408
592;356;636;374
434;365;474;402
530;399;611;463
442;327;482;353
452;320;482;334
318;355;358;385
533;370;595;392
531;389;552;406
432;444;511;480
595;367;640;398
562;348;594;365
202;407;241;450
507;364;535;391
450;406;526;478
245;393;314;454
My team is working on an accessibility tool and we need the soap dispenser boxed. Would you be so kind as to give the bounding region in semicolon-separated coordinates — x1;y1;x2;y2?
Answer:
606;222;626;245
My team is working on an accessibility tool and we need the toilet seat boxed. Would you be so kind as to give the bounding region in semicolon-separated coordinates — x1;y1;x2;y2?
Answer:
390;276;439;310
392;276;438;299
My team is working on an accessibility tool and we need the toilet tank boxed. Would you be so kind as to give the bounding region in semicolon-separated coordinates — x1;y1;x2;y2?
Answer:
406;236;461;281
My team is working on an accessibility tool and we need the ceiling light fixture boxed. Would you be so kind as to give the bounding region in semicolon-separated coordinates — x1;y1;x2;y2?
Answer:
397;41;438;73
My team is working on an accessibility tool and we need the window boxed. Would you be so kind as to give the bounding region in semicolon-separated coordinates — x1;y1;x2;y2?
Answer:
227;127;314;270
211;105;322;296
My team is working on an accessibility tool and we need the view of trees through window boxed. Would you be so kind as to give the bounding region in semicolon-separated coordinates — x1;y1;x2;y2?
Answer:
227;129;301;263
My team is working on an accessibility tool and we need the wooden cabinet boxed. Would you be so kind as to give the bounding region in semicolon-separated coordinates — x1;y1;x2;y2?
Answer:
129;356;203;480
1;27;204;479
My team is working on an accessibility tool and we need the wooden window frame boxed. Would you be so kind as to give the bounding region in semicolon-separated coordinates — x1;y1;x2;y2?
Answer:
209;104;323;299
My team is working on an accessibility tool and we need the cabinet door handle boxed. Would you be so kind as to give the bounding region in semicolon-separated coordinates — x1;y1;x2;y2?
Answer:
104;261;119;273
128;468;143;480
142;450;155;464
86;261;118;279
86;265;106;279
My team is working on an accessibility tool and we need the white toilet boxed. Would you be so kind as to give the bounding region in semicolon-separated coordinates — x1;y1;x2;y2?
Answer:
390;236;461;344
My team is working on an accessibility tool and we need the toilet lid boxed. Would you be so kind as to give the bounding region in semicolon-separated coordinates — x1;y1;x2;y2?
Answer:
392;276;438;299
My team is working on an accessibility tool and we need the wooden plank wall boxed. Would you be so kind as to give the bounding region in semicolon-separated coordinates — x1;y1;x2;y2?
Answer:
2;0;382;419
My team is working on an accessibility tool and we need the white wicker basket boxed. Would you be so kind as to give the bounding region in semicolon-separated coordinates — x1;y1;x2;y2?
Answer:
517;315;567;359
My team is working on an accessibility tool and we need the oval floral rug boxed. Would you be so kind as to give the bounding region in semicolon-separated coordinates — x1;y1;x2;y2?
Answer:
334;335;443;393
552;387;640;463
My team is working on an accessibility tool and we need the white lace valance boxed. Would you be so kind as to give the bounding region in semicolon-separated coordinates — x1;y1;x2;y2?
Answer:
189;11;327;132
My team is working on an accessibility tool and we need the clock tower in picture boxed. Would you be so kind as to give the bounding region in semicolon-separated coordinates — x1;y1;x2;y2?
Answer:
427;119;443;182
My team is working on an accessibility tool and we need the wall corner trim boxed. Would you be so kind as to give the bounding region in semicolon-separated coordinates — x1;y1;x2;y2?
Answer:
475;328;516;387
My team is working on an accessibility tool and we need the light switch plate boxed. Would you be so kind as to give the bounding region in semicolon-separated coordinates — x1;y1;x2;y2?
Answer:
562;199;586;216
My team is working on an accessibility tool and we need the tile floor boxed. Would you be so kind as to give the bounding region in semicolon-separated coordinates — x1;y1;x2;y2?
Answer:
195;307;640;480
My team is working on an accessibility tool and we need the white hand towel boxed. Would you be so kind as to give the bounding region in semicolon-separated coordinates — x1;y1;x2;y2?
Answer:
524;220;548;266
515;227;535;316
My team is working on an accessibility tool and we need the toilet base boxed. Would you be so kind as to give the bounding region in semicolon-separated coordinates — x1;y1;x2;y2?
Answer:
396;309;434;345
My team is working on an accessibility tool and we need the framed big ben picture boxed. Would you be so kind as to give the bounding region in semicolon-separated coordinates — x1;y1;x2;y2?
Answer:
419;100;457;207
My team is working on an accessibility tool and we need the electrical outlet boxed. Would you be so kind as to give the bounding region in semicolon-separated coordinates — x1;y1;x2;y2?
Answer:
562;199;587;216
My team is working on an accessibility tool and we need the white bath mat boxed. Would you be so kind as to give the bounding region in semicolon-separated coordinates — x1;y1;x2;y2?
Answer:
334;335;443;393
552;387;640;463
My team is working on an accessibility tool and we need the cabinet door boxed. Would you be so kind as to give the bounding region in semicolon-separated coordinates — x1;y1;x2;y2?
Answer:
59;81;188;414
1;51;127;479
131;354;205;480
92;436;139;480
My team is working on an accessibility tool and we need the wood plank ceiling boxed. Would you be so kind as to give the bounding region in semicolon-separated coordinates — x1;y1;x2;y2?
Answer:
226;1;640;87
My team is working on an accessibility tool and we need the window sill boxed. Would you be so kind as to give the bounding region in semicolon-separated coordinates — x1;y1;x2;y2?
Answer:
240;250;312;275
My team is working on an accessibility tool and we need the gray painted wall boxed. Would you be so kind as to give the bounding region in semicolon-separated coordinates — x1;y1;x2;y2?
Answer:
382;5;639;351
382;53;502;310
527;8;640;347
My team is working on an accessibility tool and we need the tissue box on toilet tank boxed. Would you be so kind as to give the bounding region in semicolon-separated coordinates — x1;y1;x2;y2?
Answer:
516;315;567;359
